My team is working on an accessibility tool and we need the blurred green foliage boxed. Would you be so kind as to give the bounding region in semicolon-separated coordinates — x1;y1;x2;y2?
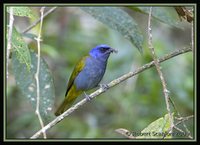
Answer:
6;6;194;139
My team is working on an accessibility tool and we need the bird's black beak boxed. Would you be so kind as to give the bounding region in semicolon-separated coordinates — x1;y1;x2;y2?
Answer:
109;48;118;53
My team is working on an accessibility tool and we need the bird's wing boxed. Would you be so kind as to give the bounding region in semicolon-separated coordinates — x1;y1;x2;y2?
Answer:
65;56;89;96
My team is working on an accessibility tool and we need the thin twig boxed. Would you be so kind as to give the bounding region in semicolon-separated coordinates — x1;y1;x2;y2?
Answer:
115;128;135;139
175;115;194;126
191;8;194;52
22;7;57;34
173;115;194;139
116;115;194;139
30;47;192;139
173;126;185;134
7;7;14;79
169;97;192;138
147;7;174;132
34;7;46;139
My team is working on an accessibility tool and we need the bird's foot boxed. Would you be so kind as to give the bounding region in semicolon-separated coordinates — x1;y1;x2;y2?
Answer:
99;84;109;90
84;92;91;101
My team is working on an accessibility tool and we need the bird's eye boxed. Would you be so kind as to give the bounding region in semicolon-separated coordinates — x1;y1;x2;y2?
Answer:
100;47;108;53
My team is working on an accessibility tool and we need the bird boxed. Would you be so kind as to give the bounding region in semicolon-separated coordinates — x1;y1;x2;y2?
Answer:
55;44;117;116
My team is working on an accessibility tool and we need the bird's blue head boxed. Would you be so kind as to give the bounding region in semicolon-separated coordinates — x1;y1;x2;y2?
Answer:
89;44;117;61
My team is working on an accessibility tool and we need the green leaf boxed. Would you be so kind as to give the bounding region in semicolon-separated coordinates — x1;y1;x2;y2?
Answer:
81;7;143;53
136;113;173;139
12;50;55;124
7;7;36;18
129;7;181;28
12;27;31;71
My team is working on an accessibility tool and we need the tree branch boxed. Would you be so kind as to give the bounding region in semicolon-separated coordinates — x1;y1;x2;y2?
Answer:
22;7;57;34
191;8;194;52
7;7;14;79
147;7;174;132
30;46;192;139
34;7;46;139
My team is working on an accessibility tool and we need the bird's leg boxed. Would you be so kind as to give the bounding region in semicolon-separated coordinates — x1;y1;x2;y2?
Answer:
99;84;109;90
84;91;91;101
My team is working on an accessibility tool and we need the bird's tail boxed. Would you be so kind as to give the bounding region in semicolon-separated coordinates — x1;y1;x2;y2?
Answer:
54;86;82;116
54;98;75;116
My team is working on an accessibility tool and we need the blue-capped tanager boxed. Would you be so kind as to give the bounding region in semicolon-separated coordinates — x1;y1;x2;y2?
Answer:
55;44;117;116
